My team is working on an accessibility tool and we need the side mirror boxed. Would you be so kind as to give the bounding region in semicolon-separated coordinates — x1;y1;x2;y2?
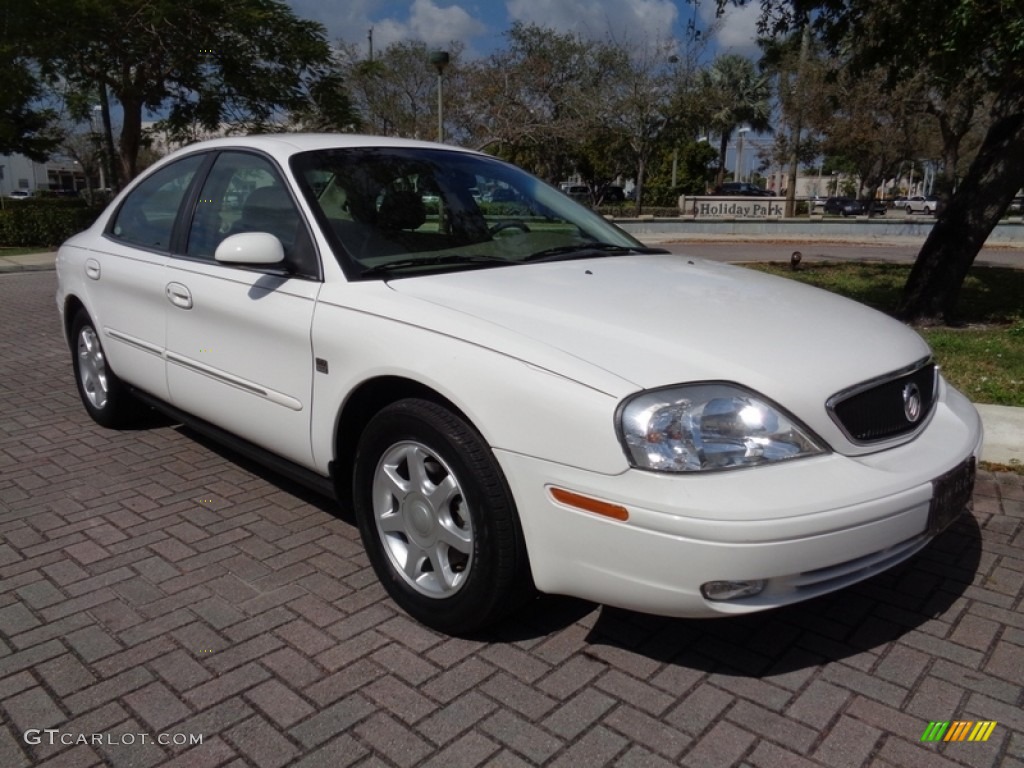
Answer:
214;232;285;265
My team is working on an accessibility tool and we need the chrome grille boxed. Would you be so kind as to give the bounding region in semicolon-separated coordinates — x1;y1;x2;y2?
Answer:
828;360;938;443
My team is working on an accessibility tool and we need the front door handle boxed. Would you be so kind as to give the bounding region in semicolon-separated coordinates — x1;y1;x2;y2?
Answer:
165;282;193;310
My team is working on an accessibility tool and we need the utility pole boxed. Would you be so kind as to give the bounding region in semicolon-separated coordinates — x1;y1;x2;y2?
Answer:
430;51;450;143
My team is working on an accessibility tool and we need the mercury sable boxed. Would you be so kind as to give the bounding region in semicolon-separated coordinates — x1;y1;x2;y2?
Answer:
56;135;982;635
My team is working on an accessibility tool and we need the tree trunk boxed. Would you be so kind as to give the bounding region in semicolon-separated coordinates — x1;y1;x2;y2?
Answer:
634;154;646;216
897;97;1024;324
118;95;144;184
716;133;729;188
97;84;120;192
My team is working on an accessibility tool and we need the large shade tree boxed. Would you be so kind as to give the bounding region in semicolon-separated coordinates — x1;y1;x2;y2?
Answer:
0;5;59;161
729;0;1024;323
22;0;341;187
467;23;613;182
340;40;468;142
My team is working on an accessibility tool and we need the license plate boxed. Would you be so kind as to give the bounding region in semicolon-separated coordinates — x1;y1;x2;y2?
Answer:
928;457;976;535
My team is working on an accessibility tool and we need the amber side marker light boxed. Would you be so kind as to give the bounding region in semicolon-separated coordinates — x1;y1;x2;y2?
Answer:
549;487;629;521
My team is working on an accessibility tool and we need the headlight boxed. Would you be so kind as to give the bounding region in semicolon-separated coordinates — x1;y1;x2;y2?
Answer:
618;383;826;472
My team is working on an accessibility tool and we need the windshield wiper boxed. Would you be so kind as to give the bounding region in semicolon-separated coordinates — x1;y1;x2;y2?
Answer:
360;254;510;277
522;243;668;263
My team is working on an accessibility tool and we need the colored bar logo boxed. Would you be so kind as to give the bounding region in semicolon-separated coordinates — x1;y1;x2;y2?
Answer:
921;721;997;742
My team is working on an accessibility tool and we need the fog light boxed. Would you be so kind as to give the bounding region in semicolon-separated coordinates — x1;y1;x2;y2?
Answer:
701;580;766;601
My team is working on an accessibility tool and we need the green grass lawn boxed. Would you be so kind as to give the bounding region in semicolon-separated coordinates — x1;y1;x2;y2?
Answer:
0;246;50;257
744;262;1024;407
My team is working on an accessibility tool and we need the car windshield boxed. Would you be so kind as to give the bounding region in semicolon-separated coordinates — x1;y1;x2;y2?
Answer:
290;147;648;279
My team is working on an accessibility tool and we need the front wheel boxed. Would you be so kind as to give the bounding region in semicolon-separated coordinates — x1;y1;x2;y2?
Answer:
352;399;532;635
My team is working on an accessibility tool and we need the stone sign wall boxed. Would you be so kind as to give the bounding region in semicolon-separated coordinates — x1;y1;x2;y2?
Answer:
679;196;785;218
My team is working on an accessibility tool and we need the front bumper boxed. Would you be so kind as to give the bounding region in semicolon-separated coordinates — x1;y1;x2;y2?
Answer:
498;386;982;618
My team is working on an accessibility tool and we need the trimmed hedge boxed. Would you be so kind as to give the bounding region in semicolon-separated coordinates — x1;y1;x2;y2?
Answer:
596;204;681;218
0;200;104;247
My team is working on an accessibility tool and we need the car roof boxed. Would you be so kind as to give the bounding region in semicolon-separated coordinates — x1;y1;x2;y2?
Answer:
159;133;482;165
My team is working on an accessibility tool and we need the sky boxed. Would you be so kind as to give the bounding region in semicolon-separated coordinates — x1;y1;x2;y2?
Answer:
285;0;762;60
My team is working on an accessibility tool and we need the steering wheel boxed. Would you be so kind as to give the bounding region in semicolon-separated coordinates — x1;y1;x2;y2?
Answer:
489;220;531;236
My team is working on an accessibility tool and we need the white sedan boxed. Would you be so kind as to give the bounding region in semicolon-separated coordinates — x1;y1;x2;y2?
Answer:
56;135;981;635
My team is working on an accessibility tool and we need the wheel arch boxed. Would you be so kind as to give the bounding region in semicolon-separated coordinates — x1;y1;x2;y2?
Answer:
331;375;477;511
62;294;87;349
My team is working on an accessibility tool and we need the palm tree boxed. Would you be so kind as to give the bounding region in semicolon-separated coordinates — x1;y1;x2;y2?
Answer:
701;55;773;188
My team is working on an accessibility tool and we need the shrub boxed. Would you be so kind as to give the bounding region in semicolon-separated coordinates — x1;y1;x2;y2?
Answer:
0;203;103;247
597;205;680;218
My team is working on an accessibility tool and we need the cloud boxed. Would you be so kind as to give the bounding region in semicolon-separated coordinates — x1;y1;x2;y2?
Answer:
290;0;486;50
407;0;487;45
698;1;761;56
505;0;679;46
285;0;758;59
287;0;379;42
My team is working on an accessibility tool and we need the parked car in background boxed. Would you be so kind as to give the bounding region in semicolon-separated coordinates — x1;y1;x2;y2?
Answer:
55;134;982;636
561;184;590;203
823;197;865;216
8;190;32;200
713;182;774;197
868;200;887;216
904;195;939;215
1006;196;1023;215
482;185;520;203
598;185;625;203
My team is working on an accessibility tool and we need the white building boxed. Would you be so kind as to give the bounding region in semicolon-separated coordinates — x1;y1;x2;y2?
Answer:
0;152;87;197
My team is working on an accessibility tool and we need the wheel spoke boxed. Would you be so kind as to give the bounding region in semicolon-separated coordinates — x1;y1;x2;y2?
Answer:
427;543;461;589
377;510;406;534
402;542;427;580
406;445;435;494
378;460;413;500
424;473;459;511
437;519;473;553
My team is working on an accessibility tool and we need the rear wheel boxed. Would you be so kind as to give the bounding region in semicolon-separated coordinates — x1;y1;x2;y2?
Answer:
353;398;532;635
70;311;144;428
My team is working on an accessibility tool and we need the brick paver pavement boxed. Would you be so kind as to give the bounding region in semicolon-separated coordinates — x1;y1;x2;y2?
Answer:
2;270;1022;768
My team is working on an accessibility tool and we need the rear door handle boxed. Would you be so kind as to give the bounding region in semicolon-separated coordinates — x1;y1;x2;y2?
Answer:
165;282;193;310
85;258;101;280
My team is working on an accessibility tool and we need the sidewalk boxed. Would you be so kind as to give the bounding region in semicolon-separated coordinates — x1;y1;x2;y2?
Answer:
0;250;57;272
2;247;1019;467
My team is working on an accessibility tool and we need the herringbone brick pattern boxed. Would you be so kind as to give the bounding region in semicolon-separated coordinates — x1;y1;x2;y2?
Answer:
2;271;1022;767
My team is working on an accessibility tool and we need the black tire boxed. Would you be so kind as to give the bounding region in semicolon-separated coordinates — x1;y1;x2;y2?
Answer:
70;311;144;429
352;398;533;635
489;220;531;236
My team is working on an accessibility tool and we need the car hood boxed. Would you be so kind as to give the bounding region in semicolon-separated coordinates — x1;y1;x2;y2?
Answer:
390;254;932;446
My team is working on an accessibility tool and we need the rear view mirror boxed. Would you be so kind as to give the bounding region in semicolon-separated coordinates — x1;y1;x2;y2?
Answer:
214;232;285;265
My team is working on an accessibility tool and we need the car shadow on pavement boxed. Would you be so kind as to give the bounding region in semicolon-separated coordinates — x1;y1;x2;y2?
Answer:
173;423;350;521
497;513;982;676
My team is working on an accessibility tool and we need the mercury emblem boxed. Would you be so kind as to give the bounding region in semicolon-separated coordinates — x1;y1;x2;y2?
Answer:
903;382;922;423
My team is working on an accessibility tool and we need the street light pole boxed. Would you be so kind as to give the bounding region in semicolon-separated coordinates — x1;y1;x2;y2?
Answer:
429;51;450;143
735;127;750;182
